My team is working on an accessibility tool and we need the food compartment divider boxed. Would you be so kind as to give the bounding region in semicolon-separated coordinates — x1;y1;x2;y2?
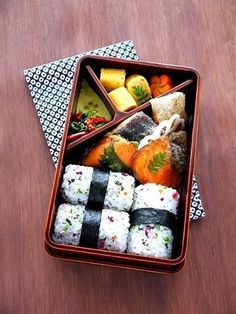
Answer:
85;56;197;87
80;66;116;117
87;60;195;116
64;78;195;166
85;65;121;115
66;78;194;150
85;57;197;116
66;62;118;147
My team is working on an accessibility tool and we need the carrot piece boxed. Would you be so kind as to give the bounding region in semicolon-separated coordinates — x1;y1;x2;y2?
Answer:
150;82;156;91
113;141;137;169
150;75;173;97
150;76;161;84
159;75;173;87
132;137;180;188
152;86;161;97
158;83;173;94
150;83;159;95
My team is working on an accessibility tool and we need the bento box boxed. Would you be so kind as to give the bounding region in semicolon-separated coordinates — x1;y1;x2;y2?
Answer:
44;55;201;274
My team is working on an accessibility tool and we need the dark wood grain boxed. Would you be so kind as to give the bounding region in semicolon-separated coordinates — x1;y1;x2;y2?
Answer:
1;0;236;313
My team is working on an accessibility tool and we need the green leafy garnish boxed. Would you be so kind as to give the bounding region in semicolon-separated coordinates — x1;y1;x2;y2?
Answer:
100;144;129;172
148;152;167;173
130;141;139;148
132;86;149;102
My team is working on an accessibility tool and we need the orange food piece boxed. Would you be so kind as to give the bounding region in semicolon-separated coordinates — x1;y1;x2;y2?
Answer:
158;83;173;95
82;136;113;167
113;141;137;169
150;84;160;97
132;137;180;188
82;135;137;170
159;75;172;87
150;75;173;97
150;75;160;84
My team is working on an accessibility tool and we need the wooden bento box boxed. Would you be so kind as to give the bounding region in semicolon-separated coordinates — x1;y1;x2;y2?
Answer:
44;56;201;274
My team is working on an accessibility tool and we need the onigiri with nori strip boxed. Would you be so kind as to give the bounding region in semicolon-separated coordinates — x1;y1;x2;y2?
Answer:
52;204;130;252
61;165;135;212
52;203;85;245
127;183;179;258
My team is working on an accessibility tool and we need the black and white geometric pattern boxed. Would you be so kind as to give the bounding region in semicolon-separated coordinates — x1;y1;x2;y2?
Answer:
24;40;138;164
24;40;205;220
190;176;205;219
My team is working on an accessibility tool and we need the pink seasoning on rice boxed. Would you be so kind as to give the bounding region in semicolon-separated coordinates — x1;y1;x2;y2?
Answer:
172;191;179;200
145;226;152;238
97;239;106;249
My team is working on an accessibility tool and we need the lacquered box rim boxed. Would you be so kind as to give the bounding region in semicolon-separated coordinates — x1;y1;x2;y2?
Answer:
44;55;202;273
44;241;186;274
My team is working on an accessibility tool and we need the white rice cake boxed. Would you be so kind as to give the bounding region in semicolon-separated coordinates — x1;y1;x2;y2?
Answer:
98;209;130;252
127;224;173;258
104;172;135;212
52;203;85;245
132;183;180;215
61;165;93;205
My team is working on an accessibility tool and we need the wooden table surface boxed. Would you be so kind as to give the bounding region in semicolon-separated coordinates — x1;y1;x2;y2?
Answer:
1;0;236;313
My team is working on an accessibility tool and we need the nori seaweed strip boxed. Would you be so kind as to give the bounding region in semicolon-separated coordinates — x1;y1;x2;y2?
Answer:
130;208;176;231
79;209;102;248
86;169;110;209
79;169;109;248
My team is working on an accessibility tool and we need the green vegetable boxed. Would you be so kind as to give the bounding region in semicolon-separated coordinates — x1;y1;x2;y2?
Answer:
70;121;85;132
63;224;69;232
87;110;98;117
95;123;106;128
76;79;112;121
163;236;170;243
148;152;167;173
100;144;129;172
132;86;149;103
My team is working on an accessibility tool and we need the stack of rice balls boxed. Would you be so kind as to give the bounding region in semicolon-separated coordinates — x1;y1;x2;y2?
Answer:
52;164;180;259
